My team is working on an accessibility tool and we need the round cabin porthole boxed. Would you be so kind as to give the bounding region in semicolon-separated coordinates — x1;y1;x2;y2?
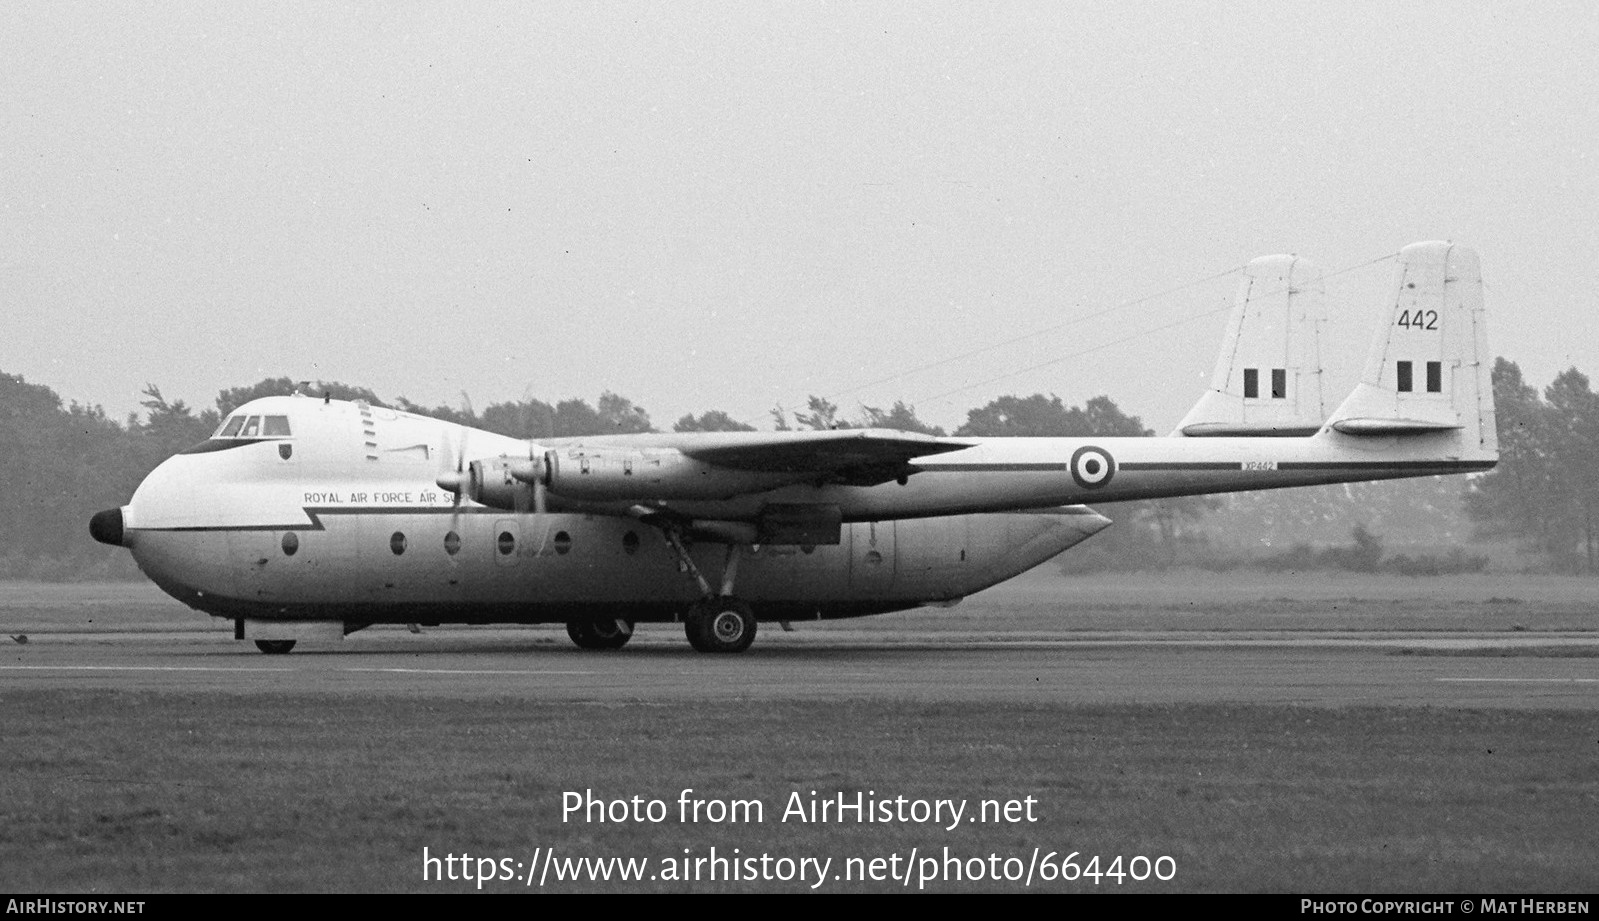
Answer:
281;532;299;556
498;530;516;556
390;531;407;555
622;531;640;555
444;531;461;556
554;531;572;555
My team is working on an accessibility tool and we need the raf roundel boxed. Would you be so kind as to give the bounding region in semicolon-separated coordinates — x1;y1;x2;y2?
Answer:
1069;445;1116;490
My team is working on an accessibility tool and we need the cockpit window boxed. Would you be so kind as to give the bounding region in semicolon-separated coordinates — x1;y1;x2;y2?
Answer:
210;414;291;440
184;411;294;454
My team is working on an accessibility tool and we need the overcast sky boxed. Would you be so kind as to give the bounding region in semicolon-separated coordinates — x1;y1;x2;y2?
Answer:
4;2;1595;433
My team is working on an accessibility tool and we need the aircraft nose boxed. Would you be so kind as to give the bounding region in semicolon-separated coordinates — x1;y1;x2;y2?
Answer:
90;507;126;547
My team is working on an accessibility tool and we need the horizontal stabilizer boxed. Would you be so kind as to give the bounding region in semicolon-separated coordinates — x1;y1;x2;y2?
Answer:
1331;418;1464;436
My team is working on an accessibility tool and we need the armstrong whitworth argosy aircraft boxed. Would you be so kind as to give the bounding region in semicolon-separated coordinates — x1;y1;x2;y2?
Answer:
91;241;1496;654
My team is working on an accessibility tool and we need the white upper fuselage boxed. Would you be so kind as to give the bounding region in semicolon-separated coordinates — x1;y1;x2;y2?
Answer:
116;395;1115;622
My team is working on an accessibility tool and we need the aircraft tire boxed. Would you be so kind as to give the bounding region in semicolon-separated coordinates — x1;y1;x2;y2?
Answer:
566;618;634;650
684;597;757;653
254;640;296;655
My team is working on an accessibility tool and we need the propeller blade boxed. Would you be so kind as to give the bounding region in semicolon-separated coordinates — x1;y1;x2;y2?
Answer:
435;426;468;535
532;462;550;555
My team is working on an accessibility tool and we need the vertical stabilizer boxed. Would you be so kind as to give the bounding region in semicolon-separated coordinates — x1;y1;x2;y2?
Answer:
1325;242;1496;459
1173;254;1327;436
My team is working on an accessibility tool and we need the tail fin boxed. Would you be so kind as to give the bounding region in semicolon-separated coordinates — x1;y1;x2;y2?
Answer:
1325;241;1496;459
1173;254;1328;436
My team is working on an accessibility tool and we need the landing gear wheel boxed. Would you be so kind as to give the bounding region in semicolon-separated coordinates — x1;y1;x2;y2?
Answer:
684;597;756;653
566;618;634;650
254;639;296;655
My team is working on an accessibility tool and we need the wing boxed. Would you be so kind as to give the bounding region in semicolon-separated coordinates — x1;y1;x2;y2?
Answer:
552;428;976;487
681;429;972;482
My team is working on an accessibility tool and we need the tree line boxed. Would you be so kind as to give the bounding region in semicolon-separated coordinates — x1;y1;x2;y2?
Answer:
1466;359;1599;573
1;357;1593;579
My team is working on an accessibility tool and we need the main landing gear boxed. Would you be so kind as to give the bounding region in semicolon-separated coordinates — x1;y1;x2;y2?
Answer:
255;639;296;655
684;596;756;654
566;618;635;650
662;528;758;654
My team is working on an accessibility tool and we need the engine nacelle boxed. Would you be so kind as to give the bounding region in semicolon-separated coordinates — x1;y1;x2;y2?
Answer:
546;447;800;501
467;456;540;510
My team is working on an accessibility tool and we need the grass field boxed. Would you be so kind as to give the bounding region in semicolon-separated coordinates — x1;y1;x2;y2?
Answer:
1;573;1596;893
2;694;1595;893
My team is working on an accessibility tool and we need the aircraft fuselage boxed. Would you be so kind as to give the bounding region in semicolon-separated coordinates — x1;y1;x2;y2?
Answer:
109;397;1112;627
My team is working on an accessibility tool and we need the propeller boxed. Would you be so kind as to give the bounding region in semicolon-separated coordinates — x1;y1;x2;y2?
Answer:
509;450;552;554
436;431;554;554
435;425;471;535
440;391;477;534
441;388;476;530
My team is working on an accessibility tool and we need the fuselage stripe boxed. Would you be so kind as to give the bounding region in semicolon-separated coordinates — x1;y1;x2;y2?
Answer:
926;463;1068;472
926;460;1493;473
1276;460;1495;471
1119;462;1240;471
135;505;502;533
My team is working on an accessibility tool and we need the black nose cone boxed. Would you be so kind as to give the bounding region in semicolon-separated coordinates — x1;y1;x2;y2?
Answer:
90;508;125;547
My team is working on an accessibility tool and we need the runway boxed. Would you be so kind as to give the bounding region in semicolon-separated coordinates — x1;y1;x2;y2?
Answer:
4;624;1595;709
6;611;1597;893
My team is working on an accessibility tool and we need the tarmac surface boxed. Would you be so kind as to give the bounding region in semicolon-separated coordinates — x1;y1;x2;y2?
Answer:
4;624;1596;709
8;578;1595;894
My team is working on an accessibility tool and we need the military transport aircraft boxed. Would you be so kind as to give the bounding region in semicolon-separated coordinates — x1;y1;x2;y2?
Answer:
90;241;1495;654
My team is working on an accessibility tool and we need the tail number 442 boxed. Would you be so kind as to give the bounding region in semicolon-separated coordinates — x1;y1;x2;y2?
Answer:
1397;309;1438;330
